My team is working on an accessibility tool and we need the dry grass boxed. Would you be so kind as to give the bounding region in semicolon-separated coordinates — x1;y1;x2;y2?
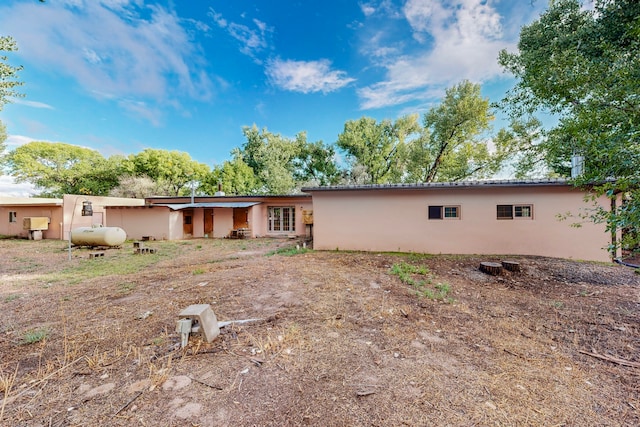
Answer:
0;238;638;426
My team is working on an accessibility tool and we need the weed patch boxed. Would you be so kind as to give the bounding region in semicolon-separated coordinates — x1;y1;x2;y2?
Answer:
21;327;49;345
390;262;454;303
266;246;310;257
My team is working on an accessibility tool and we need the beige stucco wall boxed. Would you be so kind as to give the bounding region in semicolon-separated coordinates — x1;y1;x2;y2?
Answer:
309;185;615;262
63;195;145;240
0;204;63;239
106;206;177;240
253;198;313;238
141;195;313;240
212;208;233;238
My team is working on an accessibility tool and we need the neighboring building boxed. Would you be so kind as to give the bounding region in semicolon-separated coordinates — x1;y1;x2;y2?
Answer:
0;197;63;239
0;195;145;240
302;179;620;263
106;194;313;241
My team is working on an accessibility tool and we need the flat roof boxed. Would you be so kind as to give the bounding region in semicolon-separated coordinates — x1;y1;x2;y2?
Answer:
302;178;574;192
0;197;63;206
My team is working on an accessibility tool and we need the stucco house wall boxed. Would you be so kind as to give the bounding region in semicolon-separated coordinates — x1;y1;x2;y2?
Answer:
304;181;617;262
0;198;63;239
212;208;233;238
143;195;312;239
62;195;145;240
106;206;179;240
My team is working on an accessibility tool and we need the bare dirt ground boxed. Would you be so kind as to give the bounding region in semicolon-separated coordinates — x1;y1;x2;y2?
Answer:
0;237;639;426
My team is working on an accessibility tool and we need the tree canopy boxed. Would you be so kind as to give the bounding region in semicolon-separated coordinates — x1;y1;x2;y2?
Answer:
0;36;23;111
337;115;420;184
499;0;640;250
5;142;124;197
125;149;210;196
408;81;503;182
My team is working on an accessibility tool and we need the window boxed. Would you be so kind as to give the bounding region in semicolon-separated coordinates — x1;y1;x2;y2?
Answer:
428;205;460;220
9;211;17;223
497;204;533;220
268;206;296;232
496;205;513;219
514;205;532;218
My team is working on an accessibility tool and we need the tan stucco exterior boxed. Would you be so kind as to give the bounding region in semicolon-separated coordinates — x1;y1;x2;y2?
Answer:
106;195;313;240
0;197;63;239
304;181;618;262
62;195;145;240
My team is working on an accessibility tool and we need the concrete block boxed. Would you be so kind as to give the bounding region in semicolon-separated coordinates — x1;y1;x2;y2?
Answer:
89;252;105;259
178;304;220;342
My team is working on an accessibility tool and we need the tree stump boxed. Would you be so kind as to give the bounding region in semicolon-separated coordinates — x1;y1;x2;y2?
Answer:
479;261;503;275
501;260;521;272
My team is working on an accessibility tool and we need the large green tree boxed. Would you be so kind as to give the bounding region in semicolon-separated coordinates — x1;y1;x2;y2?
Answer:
337;115;420;184
125;149;210;196
5;142;124;197
406;80;506;182
499;0;640;251
292;134;342;186
202;150;260;195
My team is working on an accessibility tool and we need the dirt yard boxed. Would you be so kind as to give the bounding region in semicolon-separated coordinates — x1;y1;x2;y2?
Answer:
0;237;638;426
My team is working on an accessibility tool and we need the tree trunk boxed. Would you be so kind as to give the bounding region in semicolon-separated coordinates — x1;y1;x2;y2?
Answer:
501;260;521;272
479;261;503;275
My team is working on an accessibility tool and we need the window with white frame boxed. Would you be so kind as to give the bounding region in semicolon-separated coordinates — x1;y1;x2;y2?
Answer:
497;204;533;220
428;205;460;220
9;211;17;223
268;206;296;232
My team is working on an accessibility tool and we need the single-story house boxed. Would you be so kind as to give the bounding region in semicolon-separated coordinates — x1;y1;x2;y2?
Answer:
1;180;621;262
105;194;313;241
302;179;620;263
0;195;144;240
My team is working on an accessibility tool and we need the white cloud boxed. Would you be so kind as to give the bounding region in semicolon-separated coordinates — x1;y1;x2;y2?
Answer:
360;3;376;17
266;59;355;94
358;0;516;109
11;99;54;110
0;1;214;123
0;175;37;197
1;135;37;197
5;134;36;149
208;8;272;60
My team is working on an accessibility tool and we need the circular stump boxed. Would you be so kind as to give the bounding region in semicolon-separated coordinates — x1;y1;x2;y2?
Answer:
501;260;521;272
479;261;503;275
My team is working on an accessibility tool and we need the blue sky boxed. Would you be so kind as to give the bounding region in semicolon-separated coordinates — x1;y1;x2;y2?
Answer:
0;0;549;196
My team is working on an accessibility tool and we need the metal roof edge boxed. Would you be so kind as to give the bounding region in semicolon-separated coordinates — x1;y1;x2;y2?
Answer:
301;178;575;192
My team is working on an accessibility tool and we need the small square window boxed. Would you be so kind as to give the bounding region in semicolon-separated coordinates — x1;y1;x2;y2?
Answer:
497;204;533;220
9;211;17;223
444;206;459;218
428;206;443;219
428;205;460;220
515;205;532;218
497;205;513;219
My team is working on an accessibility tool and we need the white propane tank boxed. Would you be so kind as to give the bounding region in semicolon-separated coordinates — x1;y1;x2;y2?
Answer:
70;226;127;247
